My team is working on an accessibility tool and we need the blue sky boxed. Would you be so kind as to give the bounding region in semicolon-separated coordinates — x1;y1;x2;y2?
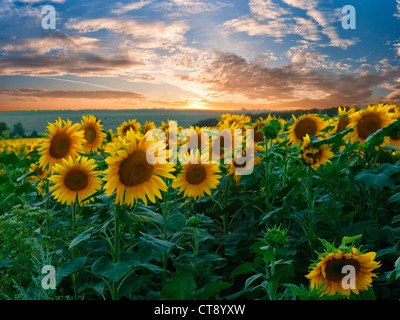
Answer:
0;0;399;111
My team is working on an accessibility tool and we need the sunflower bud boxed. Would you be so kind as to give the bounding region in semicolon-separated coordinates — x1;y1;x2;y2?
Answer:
264;225;288;250
187;216;200;228
262;119;281;141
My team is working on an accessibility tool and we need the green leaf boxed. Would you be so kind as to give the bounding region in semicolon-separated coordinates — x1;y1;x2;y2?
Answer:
69;227;96;249
230;262;253;279
355;163;400;189
164;211;185;231
340;235;362;247
119;207;164;226
310;127;354;148
244;273;263;292
15;182;35;196
92;257;133;282
16;170;36;182
139;232;176;251
160;271;196;300
196;281;232;299
0;153;19;165
57;257;87;282
267;264;293;283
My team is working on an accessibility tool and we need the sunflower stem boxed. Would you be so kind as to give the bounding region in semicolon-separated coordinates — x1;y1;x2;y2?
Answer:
305;165;314;246
162;192;170;289
111;204;121;300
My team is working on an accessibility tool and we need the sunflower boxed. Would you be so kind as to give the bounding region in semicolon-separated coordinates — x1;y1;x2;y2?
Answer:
142;121;157;135
218;113;251;130
38;118;85;171
288;114;327;145
28;162;48;183
103;130;175;207
172;151;221;200
80;115;106;154
117;119;142;137
305;247;381;296
48;156;102;205
348;104;394;144
331;106;355;134
299;134;334;170
387;104;399;114
209;122;243;163
180;126;211;155
383;112;400;149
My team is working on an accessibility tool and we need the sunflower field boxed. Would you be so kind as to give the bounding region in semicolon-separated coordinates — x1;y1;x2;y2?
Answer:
1;103;400;301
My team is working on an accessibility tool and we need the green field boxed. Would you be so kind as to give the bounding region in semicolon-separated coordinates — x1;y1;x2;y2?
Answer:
0;109;255;135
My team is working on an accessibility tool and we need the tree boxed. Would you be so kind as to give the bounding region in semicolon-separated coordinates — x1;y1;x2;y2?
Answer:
0;122;9;136
11;122;26;138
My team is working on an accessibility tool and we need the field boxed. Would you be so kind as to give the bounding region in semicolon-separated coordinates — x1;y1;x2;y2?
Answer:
0;104;400;301
0;109;245;136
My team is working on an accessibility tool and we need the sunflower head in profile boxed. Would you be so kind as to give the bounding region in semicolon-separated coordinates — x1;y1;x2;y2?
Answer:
48;156;102;205
348;104;395;144
331;106;355;135
142;121;157;135
80;115;106;154
172;150;221;200
117;119;142;137
38;118;85;171
287;114;327;145
103;130;175;207
28;162;48;183
306;247;381;296
387;104;399;114
299;134;334;170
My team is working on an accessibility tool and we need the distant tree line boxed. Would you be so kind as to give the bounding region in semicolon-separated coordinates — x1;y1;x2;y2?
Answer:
192;106;351;127
0;122;39;139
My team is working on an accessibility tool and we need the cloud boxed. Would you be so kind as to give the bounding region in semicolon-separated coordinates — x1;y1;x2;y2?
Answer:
249;0;290;20
0;53;144;77
0;88;145;100
179;51;400;108
395;0;400;19
385;79;400;101
66;18;189;49
222;0;356;49
153;0;231;16
112;0;152;15
2;33;102;55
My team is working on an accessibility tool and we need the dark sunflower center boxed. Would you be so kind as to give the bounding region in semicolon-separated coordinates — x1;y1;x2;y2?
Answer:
185;164;207;185
254;125;264;143
337;117;350;133
85;126;97;144
122;125;136;135
357;114;382;140
49;132;72;159
294;118;318;141
118;151;154;187
64;169;89;191
390;130;400;141
325;258;360;282
213;135;232;157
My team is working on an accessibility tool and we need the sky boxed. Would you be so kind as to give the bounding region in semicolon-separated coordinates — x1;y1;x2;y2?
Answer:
0;0;400;111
